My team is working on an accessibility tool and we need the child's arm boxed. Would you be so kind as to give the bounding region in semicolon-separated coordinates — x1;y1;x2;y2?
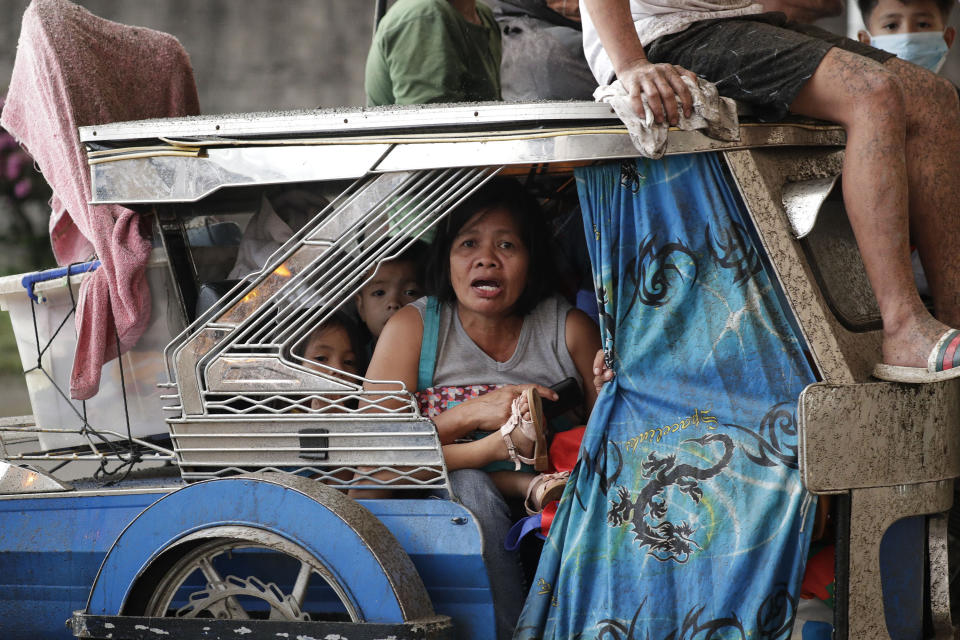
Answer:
592;348;615;395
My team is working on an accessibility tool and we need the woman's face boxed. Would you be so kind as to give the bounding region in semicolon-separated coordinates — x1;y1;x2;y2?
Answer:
448;207;529;317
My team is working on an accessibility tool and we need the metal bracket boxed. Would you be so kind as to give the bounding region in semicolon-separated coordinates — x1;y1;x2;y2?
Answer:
781;174;840;239
0;461;71;494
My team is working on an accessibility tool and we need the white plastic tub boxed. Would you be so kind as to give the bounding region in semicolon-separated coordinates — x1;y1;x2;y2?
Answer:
0;249;184;451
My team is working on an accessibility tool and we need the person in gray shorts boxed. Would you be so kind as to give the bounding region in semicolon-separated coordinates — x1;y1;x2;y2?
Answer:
645;13;894;120
582;0;960;383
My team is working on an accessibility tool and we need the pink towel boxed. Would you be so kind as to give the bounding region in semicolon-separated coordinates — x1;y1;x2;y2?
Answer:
1;0;199;400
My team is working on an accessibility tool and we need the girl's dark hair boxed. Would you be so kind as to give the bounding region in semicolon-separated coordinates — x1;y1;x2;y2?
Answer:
298;309;368;374
423;177;555;315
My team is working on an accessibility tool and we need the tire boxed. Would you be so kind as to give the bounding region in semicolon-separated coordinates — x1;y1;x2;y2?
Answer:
85;473;433;624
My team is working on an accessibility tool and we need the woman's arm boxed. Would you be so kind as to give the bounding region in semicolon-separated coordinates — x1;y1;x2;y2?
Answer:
432;383;555;444
564;308;604;414
363;305;423;409
365;305;555;444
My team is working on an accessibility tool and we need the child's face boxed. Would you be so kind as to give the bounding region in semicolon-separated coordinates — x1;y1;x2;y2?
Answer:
355;260;422;337
304;325;359;381
858;0;954;71
859;0;954;39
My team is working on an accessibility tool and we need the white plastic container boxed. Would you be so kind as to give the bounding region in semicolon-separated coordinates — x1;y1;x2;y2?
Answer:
0;249;184;451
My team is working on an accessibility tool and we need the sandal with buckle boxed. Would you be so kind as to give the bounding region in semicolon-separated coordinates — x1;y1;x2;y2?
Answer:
525;471;570;515
499;388;548;472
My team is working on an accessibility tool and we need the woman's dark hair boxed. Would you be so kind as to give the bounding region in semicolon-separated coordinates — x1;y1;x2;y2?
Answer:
424;177;555;315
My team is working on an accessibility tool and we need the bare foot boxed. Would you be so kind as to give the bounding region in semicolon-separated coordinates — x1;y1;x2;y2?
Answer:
509;393;535;459
517;393;532;422
881;313;954;368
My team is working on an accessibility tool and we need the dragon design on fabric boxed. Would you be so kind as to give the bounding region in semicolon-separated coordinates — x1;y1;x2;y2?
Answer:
595;284;617;370
590;586;796;640
706;221;761;285
664;606;746;640
620;160;645;193
574;437;624;513
754;585;798;639
607;433;734;563
726;402;799;469
622;234;697;318
594;598;746;640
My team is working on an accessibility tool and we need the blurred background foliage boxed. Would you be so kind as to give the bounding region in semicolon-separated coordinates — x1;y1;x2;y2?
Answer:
0;96;54;385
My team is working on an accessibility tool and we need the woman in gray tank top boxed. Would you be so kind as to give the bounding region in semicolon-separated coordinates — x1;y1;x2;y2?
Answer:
363;178;611;640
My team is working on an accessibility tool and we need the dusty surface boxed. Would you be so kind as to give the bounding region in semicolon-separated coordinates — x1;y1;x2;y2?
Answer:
0;0;373;113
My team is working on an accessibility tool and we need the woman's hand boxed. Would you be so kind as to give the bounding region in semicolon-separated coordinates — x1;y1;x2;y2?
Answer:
431;383;556;443
462;384;558;432
593;349;614;394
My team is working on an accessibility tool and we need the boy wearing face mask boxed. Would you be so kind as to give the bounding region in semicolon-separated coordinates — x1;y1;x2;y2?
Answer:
857;0;955;73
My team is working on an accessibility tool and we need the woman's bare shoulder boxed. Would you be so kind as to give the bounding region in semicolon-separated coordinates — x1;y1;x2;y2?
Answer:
383;304;424;337
366;305;424;388
371;304;424;367
564;306;600;339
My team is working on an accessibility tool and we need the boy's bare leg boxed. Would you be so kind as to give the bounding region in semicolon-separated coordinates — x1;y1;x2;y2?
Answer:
881;58;960;327
789;48;951;368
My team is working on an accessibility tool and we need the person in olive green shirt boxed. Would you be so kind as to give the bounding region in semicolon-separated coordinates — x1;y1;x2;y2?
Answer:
365;0;502;106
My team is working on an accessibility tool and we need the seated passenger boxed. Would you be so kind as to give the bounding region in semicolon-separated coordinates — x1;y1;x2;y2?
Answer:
364;178;609;640
857;0;955;72
229;188;328;280
365;0;502;105
300;311;367;412
492;0;596;100
355;244;425;357
581;0;960;383
755;0;842;23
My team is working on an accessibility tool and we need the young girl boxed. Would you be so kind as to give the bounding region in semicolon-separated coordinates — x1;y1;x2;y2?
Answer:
299;311;367;413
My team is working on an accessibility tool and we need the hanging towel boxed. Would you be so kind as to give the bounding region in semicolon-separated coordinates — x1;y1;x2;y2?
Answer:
1;0;200;399
594;76;739;158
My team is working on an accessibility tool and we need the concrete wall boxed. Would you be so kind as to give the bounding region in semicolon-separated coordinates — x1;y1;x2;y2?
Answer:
1;0;376;113
3;2;958;111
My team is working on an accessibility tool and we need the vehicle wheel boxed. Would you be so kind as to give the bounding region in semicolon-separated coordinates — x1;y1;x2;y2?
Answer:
86;473;433;624
128;526;359;621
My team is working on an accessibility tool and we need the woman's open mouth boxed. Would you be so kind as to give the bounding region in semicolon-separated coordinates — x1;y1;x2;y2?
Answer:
471;279;502;297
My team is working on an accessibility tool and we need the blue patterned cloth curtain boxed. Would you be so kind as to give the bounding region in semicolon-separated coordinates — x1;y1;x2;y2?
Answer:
516;154;817;640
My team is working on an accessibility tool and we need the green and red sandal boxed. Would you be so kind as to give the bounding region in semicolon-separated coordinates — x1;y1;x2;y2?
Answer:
873;329;960;383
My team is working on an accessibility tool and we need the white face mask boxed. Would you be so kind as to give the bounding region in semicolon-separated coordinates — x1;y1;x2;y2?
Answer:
870;31;950;73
